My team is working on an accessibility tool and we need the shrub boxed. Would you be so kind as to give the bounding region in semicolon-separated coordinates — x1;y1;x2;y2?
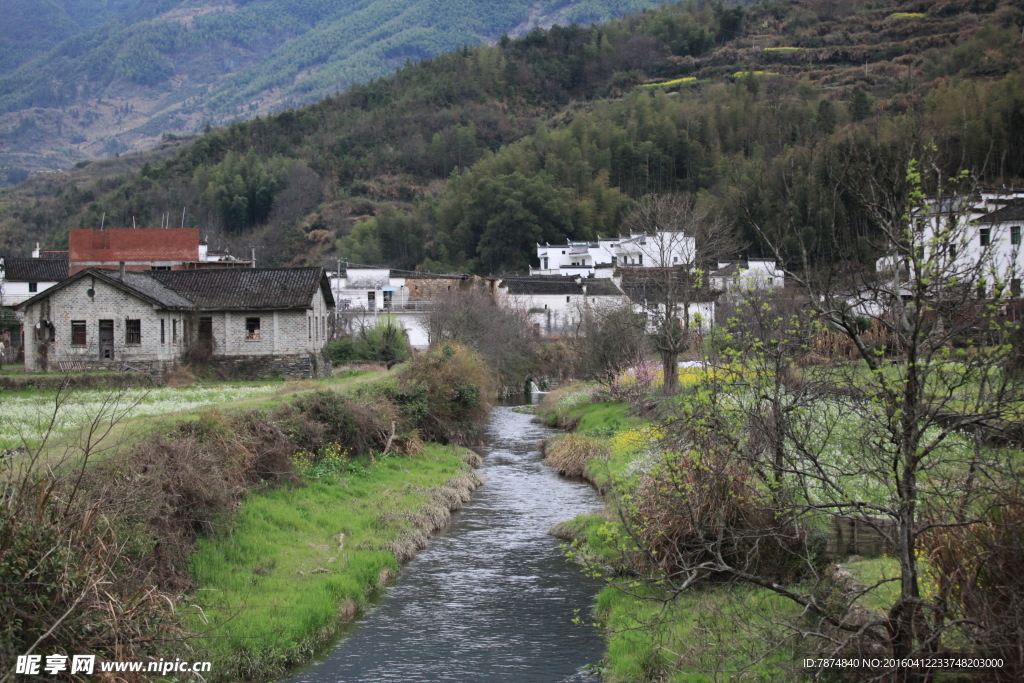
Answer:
635;450;825;584
278;390;400;457
923;492;1024;674
393;343;492;444
324;317;411;364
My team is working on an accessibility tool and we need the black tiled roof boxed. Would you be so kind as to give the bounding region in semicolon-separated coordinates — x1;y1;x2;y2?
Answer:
978;200;1024;224
16;266;335;312
2;257;68;281
616;268;714;303
150;268;334;310
501;278;583;295
500;277;625;296
107;270;193;309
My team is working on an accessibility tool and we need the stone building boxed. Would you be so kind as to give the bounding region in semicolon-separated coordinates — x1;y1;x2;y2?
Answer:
16;266;334;378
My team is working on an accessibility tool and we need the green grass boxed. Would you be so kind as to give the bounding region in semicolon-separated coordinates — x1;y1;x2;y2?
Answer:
186;443;476;679
596;582;800;682
2;369;383;457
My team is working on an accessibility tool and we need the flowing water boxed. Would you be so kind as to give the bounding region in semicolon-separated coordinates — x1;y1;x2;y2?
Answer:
287;401;605;683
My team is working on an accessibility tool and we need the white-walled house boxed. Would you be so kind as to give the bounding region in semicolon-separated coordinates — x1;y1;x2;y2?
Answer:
328;268;491;349
710;259;785;295
16;267;334;377
876;190;1024;297
0;254;68;306
616;268;716;332
533;231;696;277
497;276;631;336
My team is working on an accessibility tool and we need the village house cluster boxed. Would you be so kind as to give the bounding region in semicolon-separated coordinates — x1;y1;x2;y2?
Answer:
0;220;794;375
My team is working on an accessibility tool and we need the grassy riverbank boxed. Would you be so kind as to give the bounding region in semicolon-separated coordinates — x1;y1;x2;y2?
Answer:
2;345;493;682
539;382;914;682
187;444;482;681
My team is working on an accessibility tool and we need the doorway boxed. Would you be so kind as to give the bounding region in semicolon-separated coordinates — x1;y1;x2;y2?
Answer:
99;320;114;359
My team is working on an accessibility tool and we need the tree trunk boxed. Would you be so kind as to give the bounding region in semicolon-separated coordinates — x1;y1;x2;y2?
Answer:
661;349;678;395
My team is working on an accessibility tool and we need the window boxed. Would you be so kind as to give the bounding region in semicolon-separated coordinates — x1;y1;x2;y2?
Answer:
172;319;178;344
160;319;165;344
367;291;375;308
71;321;86;346
125;319;141;345
566;296;570;303
1013;279;1022;297
980;228;991;246
308;316;311;340
151;266;171;271
638;254;643;265
246;317;261;340
28;282;37;293
949;244;957;260
1013;226;1022;246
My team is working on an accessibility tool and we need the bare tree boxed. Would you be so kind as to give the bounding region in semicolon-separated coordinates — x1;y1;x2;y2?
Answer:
737;157;1024;667
571;300;650;384
428;289;539;392
623;194;738;395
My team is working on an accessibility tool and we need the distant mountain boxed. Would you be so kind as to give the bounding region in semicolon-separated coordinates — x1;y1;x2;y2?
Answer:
0;0;1021;276
0;0;668;178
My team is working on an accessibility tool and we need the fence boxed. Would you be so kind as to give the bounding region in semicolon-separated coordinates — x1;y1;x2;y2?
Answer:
826;515;895;558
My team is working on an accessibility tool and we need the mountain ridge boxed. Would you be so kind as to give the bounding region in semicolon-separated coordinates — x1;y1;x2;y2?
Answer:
0;0;1021;276
0;0;668;177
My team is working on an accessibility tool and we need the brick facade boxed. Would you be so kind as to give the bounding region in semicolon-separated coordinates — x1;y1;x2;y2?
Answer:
69;228;200;275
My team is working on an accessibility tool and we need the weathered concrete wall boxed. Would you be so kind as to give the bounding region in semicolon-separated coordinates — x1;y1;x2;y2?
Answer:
22;276;332;372
22;276;179;372
206;352;332;380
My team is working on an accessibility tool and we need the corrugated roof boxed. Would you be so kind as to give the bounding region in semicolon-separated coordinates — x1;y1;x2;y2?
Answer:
2;257;68;281
150;268;333;310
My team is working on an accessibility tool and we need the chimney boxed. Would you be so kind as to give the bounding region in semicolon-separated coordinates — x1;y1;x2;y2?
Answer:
119;261;126;280
32;243;40;258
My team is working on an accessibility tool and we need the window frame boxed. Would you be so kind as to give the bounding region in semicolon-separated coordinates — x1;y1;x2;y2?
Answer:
1012;225;1022;246
125;319;141;346
246;317;261;341
980;227;991;247
71;320;87;346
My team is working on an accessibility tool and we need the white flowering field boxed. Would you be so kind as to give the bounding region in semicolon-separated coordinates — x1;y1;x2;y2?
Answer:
0;384;284;451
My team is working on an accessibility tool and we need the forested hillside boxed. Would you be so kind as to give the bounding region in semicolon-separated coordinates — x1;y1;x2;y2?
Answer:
0;0;667;176
0;0;1021;274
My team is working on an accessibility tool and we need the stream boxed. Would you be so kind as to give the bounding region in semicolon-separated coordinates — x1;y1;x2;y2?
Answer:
286;400;606;683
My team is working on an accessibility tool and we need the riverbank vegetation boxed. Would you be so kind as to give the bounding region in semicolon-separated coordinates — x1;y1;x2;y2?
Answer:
0;344;493;681
538;171;1024;679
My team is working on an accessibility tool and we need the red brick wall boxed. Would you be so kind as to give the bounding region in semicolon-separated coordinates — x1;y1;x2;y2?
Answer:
69;228;199;275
